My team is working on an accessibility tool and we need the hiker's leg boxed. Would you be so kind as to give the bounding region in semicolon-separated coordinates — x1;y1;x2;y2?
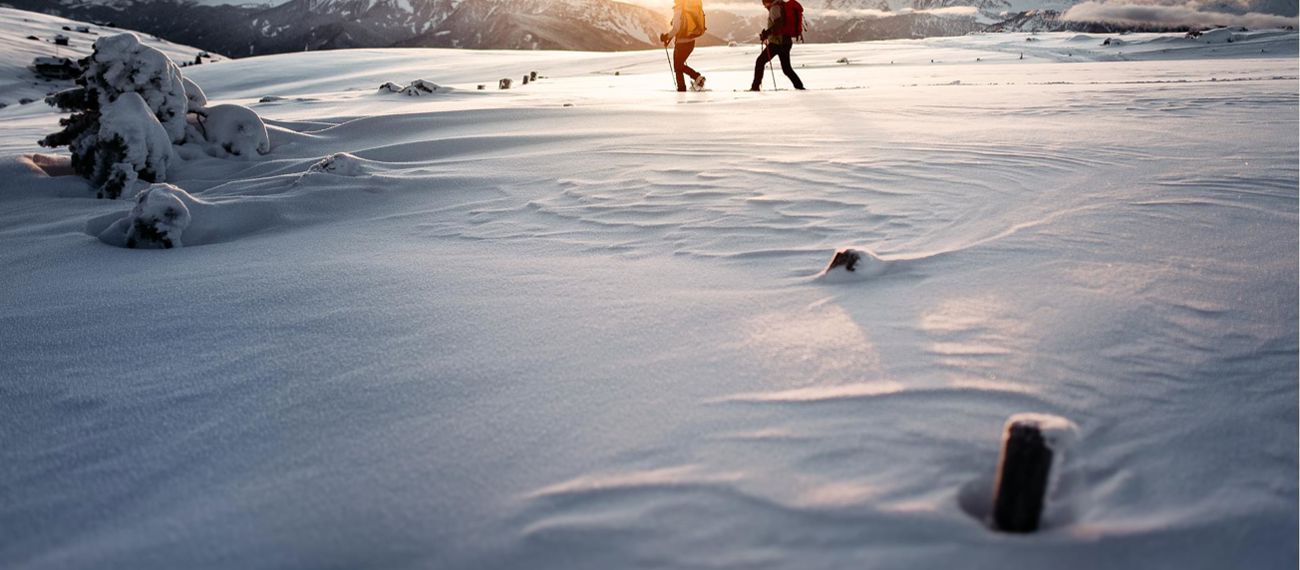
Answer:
678;41;700;80
777;41;804;89
673;42;690;91
752;46;773;89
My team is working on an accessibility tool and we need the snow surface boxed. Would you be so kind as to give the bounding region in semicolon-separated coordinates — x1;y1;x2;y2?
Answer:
0;17;1297;570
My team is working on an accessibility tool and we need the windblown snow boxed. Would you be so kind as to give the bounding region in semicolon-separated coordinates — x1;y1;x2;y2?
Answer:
0;7;1296;570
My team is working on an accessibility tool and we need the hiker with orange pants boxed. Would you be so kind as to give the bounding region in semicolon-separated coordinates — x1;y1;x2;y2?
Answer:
750;0;805;91
660;0;708;92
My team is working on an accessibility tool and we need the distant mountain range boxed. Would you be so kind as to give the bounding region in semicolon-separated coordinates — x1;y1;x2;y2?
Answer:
3;0;1292;57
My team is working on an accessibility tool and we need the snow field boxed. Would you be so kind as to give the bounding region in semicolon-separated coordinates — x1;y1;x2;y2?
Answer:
0;23;1296;570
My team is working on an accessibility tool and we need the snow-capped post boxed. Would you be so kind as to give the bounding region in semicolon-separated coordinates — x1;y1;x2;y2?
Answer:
522;75;529;85
499;78;512;90
991;414;1078;533
530;71;538;81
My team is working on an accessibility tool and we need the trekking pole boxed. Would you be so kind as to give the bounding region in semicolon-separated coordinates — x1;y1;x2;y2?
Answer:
663;42;676;91
760;39;777;91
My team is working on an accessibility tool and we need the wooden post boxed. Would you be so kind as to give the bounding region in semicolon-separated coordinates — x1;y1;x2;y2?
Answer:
522;75;529;85
992;420;1053;533
499;78;512;90
530;71;538;81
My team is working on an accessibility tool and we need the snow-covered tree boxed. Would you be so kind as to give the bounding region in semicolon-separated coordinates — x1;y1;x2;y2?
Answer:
39;33;192;198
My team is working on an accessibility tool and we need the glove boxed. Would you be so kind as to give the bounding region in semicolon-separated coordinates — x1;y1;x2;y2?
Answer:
660;33;671;45
759;29;770;41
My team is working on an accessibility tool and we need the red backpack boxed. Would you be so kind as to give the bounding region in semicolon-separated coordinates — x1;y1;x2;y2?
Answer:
781;0;804;42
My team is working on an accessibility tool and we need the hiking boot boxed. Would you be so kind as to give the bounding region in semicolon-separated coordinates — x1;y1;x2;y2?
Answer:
748;85;761;92
690;75;706;92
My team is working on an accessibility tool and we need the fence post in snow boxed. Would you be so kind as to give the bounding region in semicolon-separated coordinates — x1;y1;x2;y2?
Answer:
522;75;529;85
499;78;512;90
992;419;1053;533
530;71;537;81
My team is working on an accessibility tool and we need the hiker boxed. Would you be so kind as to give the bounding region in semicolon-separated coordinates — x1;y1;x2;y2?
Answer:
660;0;707;92
750;0;805;91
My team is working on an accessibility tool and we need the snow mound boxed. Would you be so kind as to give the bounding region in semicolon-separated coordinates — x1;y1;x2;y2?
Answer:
817;248;891;282
96;92;174;199
89;182;283;249
87;33;189;144
308;153;367;176
401;79;443;96
202;104;270;158
378;79;448;96
1197;28;1246;44
109;183;193;249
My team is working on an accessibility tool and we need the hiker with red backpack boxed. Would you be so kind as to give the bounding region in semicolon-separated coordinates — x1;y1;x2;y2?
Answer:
750;0;805;91
660;0;708;92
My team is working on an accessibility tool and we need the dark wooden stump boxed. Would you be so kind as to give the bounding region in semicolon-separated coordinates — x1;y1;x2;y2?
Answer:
992;420;1053;533
827;249;861;272
499;78;512;90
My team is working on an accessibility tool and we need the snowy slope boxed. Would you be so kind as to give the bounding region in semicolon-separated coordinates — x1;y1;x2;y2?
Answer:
0;8;222;110
0;26;1296;570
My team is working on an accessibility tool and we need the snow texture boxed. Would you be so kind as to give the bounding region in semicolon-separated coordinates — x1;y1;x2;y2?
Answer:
201;104;269;157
